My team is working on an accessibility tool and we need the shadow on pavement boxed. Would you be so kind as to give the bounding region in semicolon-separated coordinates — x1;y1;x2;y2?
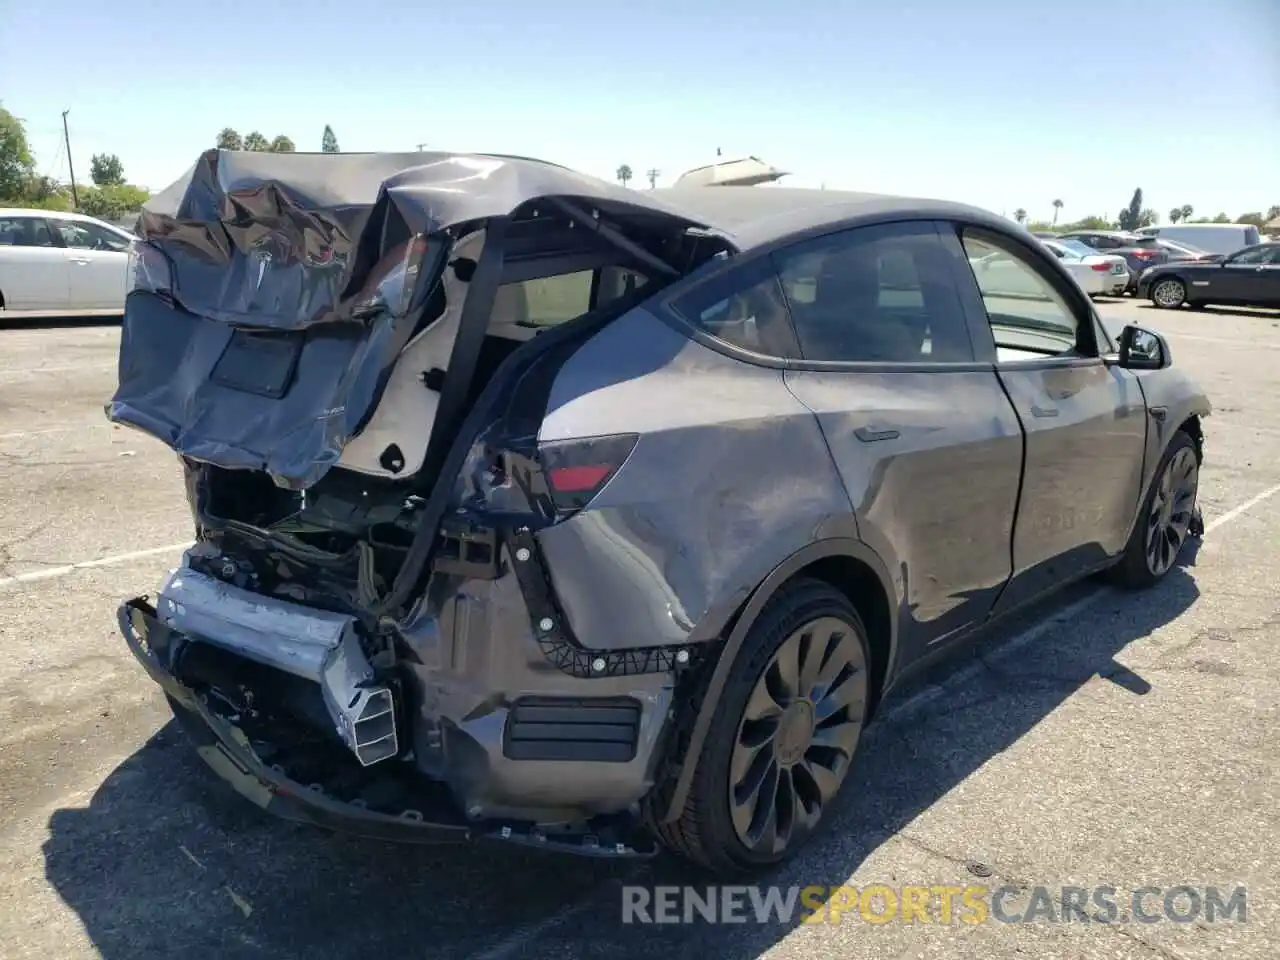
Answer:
43;563;1201;960
1136;303;1280;323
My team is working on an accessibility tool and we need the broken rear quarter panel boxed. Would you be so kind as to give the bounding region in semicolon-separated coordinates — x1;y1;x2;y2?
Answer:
535;306;855;652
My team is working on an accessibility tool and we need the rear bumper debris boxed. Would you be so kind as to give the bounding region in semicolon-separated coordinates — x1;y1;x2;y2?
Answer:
118;597;660;858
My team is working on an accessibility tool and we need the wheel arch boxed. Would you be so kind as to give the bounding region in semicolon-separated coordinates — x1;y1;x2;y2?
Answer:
657;537;898;824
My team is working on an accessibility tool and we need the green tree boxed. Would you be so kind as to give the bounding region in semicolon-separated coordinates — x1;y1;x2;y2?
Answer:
1212;212;1231;223
1169;207;1183;224
1117;188;1143;231
1069;214;1114;231
1180;204;1193;222
243;131;270;152
322;125;339;153
78;184;149;221
1267;205;1280;222
1236;212;1265;228
0;105;36;201
89;153;125;187
22;174;73;211
1138;208;1158;228
216;127;243;150
1051;199;1063;225
616;164;633;188
1013;208;1027;224
269;135;295;153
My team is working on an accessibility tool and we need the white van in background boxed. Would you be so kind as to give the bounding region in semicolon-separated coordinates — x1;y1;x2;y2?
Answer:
1134;222;1261;256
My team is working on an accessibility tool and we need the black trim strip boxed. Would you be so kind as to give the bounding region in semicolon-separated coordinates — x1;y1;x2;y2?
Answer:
506;526;703;678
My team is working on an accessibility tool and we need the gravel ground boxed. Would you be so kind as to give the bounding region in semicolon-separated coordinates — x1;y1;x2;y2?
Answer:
0;300;1277;960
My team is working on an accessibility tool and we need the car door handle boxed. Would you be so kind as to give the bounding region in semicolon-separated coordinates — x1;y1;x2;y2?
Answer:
854;426;900;442
1030;404;1059;418
69;257;92;265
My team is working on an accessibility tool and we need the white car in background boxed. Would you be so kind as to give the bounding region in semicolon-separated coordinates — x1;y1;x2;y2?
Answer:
0;208;135;316
1038;238;1130;296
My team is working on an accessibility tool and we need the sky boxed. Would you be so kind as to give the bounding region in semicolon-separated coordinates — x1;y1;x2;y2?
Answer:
2;0;1277;223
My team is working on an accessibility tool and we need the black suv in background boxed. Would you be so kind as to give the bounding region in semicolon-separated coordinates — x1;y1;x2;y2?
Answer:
1060;230;1210;292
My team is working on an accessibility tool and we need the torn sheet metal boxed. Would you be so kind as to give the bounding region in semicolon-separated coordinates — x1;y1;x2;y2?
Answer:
106;149;711;490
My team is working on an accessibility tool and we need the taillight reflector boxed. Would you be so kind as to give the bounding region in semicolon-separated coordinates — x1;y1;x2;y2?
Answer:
548;464;614;492
538;434;639;515
1090;262;1110;271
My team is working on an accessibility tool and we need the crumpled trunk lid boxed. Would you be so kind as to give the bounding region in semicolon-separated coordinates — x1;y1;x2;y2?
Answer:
107;151;451;490
106;149;710;492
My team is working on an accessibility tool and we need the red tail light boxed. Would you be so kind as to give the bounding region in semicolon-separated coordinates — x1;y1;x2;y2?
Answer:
538;434;638;515
1132;249;1157;260
1090;262;1111;271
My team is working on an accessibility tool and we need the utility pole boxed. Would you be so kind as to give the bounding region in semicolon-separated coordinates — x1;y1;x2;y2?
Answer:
61;110;79;209
415;143;428;151
646;168;660;189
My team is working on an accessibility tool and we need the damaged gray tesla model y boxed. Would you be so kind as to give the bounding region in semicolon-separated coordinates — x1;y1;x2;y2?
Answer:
111;149;1210;874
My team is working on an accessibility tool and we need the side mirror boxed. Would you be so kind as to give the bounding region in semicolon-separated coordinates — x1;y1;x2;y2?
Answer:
1115;324;1171;370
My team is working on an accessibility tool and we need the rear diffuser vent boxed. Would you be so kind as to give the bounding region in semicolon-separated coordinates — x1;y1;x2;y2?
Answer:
504;696;641;763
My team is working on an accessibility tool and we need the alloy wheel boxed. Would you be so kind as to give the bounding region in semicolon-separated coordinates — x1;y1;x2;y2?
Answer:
1146;446;1198;576
728;616;868;856
1152;279;1185;308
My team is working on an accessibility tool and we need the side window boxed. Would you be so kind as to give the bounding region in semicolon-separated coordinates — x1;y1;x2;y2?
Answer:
961;232;1084;359
671;256;800;357
774;224;974;363
56;221;131;253
0;217;56;248
1228;246;1271;265
489;267;649;333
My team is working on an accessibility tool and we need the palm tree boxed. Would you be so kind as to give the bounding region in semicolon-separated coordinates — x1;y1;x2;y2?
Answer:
1051;199;1063;225
1013;208;1028;224
616;164;633;188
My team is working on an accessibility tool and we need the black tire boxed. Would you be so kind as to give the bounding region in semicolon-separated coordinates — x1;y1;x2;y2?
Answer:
1150;277;1187;309
649;578;872;874
1108;430;1200;589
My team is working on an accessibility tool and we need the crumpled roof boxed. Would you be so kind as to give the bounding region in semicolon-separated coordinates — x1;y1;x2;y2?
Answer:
135;149;714;332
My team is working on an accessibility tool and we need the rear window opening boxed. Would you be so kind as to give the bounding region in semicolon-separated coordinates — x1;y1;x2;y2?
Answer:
189;214;720;613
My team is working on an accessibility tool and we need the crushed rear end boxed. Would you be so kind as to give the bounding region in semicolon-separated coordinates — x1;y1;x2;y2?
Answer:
110;148;729;856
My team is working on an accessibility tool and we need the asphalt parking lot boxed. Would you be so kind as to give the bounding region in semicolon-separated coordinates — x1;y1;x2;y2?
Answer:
1;299;1278;960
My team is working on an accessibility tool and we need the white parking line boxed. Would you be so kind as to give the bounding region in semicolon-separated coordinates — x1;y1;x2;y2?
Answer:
1205;481;1280;533
0;362;115;381
0;542;189;590
0;423;111;442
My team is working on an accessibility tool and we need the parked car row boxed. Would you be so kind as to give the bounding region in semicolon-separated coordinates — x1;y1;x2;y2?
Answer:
0;208;135;314
1138;241;1280;310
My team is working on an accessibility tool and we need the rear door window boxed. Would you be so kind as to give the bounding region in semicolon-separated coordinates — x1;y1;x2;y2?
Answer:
773;222;975;363
491;267;647;331
0;216;58;247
